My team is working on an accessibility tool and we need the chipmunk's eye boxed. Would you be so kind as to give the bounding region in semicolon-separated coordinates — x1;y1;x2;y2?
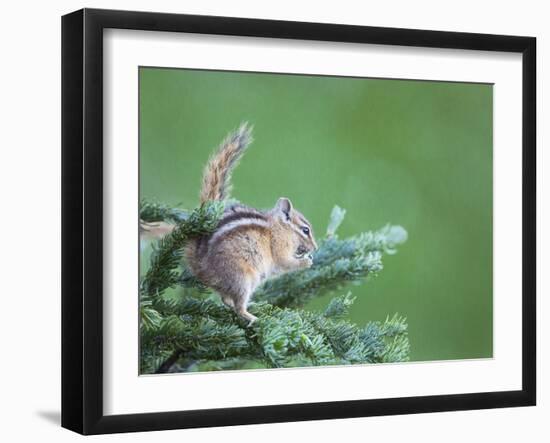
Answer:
301;226;310;235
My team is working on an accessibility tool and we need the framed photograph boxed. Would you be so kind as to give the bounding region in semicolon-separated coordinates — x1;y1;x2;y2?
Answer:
61;8;536;435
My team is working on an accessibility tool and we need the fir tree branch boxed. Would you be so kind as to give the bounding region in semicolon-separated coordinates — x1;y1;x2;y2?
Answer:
140;200;189;223
146;296;409;373
324;292;356;319
140;201;224;298
325;205;346;238
255;221;407;308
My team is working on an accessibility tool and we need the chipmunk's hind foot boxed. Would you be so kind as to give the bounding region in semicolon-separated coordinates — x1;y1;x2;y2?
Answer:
234;294;257;326
237;308;258;326
218;291;257;325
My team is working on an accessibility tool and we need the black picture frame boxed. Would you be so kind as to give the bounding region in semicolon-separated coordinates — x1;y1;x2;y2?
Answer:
61;8;536;435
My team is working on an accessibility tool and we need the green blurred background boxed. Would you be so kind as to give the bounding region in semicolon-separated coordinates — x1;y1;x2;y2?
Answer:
139;67;493;362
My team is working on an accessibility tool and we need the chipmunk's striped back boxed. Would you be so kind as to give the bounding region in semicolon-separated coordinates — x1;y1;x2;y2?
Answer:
192;204;269;261
207;205;268;248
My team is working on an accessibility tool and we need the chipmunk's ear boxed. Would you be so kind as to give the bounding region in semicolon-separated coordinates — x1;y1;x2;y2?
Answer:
275;197;293;221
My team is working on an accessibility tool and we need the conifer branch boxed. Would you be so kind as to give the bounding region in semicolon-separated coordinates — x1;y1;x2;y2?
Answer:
255;208;407;308
140;200;224;298
140;200;189;223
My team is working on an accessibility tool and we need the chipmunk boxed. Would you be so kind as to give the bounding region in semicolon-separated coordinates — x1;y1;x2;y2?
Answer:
186;123;318;324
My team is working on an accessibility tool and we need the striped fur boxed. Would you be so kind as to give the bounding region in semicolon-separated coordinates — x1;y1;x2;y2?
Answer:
193;207;267;258
215;208;267;231
208;215;269;248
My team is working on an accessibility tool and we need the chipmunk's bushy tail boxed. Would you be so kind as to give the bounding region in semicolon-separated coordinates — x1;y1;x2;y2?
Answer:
200;122;253;203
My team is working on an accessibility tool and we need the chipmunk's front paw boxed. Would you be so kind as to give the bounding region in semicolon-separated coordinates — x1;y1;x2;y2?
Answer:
295;246;314;268
298;254;314;269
